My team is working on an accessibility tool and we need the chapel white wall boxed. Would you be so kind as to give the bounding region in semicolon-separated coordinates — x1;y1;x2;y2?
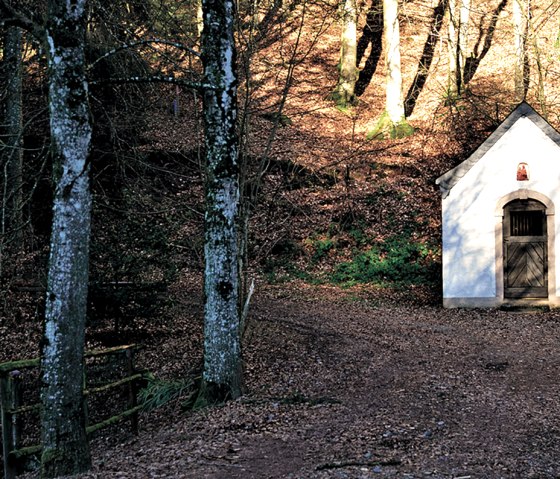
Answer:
442;117;560;303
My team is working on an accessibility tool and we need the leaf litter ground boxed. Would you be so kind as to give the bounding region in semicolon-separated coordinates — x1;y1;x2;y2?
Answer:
16;283;560;479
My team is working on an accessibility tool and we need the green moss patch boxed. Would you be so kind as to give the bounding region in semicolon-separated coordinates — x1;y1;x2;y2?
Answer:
367;110;415;140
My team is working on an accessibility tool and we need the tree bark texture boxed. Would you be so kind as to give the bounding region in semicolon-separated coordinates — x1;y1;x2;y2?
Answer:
2;26;24;244
196;0;204;39
458;0;470;89
513;0;529;101
333;0;358;107
383;0;405;123
201;0;242;401
447;0;459;98
40;0;92;476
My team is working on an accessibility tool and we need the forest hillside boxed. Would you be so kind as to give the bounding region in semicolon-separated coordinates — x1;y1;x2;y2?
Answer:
3;0;560;476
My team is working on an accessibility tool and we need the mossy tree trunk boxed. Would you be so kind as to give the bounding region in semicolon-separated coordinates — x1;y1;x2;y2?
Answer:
2;26;24;247
40;0;92;477
368;0;412;139
332;0;358;108
198;0;242;404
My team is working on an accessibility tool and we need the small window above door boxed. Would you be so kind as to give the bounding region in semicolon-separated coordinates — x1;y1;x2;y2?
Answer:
505;199;546;237
510;210;544;236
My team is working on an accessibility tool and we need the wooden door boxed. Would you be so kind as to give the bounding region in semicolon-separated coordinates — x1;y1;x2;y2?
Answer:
504;200;548;298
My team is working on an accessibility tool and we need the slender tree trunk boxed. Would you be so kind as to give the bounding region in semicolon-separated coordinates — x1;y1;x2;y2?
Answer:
40;0;92;476
196;0;204;39
458;0;470;89
332;0;358;107
513;0;529;101
367;0;413;139
534;35;547;117
198;0;242;404
355;0;383;97
404;0;446;116
447;0;459;98
2;26;24;245
383;0;404;123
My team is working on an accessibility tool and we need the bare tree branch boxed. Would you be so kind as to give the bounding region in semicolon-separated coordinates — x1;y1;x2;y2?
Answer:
88;38;200;71
89;75;213;90
0;0;43;40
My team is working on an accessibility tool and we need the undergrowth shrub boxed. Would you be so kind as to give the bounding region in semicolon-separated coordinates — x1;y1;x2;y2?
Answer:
263;258;313;284
310;237;335;263
89;185;179;330
261;237;311;283
332;235;437;286
139;375;197;411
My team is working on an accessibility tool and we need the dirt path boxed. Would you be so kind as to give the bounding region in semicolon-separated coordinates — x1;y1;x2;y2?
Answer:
22;294;560;478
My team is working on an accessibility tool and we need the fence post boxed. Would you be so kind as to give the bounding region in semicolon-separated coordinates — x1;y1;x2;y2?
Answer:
1;373;16;479
83;357;89;433
125;348;138;435
10;371;21;471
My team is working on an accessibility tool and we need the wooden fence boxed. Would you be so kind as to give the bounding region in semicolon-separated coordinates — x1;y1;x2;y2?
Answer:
0;344;145;479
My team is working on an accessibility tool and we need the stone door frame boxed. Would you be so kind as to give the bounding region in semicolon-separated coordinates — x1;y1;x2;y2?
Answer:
495;190;556;302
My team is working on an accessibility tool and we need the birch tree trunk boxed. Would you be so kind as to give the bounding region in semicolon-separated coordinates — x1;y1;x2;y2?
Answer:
332;0;358;108
2;26;24;246
383;0;404;123
198;0;242;403
40;0;92;476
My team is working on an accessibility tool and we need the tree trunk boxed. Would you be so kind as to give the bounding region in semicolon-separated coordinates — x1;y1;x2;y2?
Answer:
368;0;413;139
40;0;92;476
196;0;204;39
198;0;242;404
2;26;24;246
332;0;358;108
513;0;529;101
355;0;383;97
458;0;470;89
447;0;459;99
534;36;547;118
383;0;404;123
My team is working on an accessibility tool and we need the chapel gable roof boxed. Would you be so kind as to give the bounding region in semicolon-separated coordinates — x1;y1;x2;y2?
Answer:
436;102;560;197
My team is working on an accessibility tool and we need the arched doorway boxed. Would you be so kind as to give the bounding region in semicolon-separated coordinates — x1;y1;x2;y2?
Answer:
503;199;548;298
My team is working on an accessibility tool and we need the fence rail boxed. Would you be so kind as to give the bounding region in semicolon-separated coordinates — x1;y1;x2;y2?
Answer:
0;344;146;479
